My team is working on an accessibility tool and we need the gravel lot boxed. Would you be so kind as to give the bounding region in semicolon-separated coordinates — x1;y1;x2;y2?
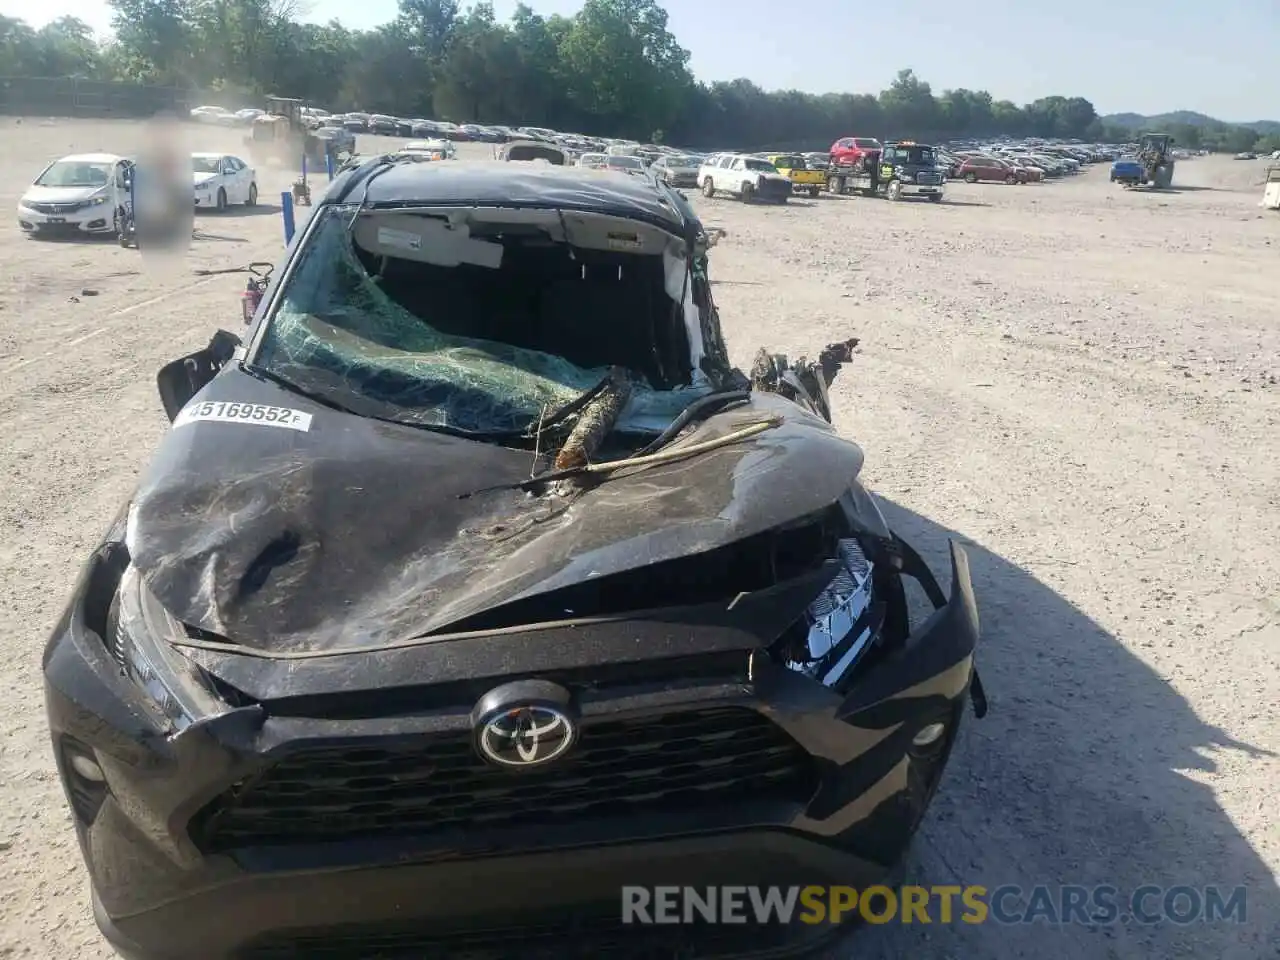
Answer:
1;118;1276;959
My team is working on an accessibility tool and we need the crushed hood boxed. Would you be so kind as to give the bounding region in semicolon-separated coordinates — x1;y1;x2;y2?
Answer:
128;366;864;653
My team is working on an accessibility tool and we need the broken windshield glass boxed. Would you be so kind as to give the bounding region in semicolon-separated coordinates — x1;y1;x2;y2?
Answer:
252;206;712;438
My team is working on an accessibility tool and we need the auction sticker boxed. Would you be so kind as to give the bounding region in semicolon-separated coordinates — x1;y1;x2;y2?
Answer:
174;400;313;432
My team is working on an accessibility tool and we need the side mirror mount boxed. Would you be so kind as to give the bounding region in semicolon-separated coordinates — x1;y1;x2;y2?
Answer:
156;329;243;422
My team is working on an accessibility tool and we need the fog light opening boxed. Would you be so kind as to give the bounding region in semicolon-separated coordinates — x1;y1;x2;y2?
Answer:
69;752;106;783
912;722;946;747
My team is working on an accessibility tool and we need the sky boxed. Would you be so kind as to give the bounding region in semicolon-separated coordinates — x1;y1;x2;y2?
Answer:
2;0;1274;121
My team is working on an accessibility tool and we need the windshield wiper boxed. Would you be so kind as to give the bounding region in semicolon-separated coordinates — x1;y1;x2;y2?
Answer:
243;363;367;418
245;361;618;443
521;371;614;438
631;390;749;457
458;390;759;500
458;415;782;500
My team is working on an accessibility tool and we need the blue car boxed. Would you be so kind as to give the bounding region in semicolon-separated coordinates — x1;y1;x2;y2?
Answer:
1110;158;1145;185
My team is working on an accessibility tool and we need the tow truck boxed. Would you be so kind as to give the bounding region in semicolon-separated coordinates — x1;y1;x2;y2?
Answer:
826;140;946;202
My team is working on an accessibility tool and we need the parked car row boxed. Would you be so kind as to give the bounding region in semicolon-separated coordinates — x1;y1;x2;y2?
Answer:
242;105;1134;202
191;103;1128;191
189;105;264;126
16;150;260;240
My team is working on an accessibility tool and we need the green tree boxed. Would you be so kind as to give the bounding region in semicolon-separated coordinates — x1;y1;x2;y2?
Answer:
1221;126;1261;153
507;3;570;125
106;0;199;85
342;23;432;115
878;69;938;136
269;21;355;108
0;15;40;74
434;2;519;121
557;0;690;136
31;17;105;77
1166;123;1202;149
1023;95;1097;138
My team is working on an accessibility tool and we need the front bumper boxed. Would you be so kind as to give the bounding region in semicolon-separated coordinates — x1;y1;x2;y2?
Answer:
898;182;945;197
92;831;887;960
46;527;982;960
754;180;794;202
17;204;115;236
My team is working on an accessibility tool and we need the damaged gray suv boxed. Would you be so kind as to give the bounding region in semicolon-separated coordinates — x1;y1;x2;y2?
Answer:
44;157;986;960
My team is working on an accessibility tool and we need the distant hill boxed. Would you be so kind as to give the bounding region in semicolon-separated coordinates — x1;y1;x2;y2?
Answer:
1102;111;1280;134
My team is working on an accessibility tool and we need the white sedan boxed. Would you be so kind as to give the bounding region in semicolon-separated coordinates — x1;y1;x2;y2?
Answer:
397;139;456;160
192;153;258;211
17;153;133;238
189;106;236;125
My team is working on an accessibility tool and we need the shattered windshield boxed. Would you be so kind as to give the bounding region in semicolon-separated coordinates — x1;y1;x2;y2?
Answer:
252;206;711;437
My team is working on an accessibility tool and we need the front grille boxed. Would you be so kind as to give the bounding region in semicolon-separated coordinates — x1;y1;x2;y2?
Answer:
240;912;810;960
28;201;90;214
915;172;943;185
194;707;817;852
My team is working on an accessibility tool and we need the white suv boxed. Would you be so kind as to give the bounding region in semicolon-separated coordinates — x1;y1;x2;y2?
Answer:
697;154;793;204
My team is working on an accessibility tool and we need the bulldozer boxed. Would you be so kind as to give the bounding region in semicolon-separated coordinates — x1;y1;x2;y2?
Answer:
244;96;337;173
245;96;351;205
1136;133;1175;189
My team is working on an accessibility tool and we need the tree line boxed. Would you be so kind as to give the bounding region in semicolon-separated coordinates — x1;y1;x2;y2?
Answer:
1136;121;1278;156
1;0;1276;153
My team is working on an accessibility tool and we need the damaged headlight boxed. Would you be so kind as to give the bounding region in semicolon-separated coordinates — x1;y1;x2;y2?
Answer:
107;564;228;730
839;483;891;541
783;537;881;690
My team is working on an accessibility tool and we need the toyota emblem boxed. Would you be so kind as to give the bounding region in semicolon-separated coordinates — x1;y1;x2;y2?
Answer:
471;680;579;770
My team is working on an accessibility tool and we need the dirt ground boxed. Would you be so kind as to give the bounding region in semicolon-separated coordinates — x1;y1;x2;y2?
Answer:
0;118;1276;959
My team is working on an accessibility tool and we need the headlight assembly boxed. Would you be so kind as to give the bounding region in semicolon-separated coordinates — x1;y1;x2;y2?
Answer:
838;483;892;541
107;563;229;730
779;537;883;692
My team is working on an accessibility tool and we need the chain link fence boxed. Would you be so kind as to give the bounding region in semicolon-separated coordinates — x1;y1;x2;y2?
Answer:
0;77;217;119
